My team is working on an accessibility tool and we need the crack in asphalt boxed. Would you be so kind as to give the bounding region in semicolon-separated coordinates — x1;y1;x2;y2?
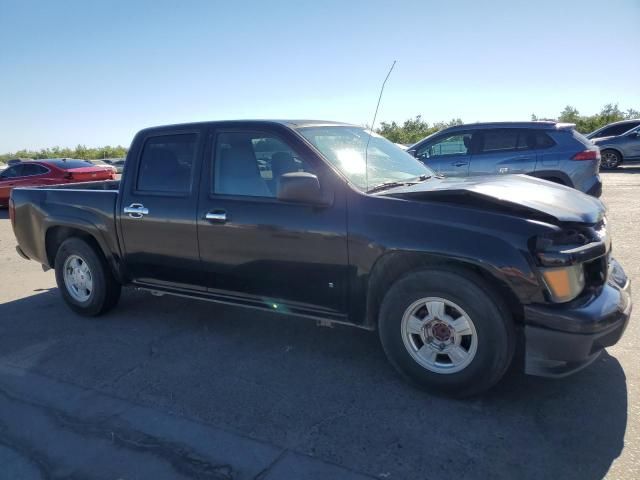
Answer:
0;386;235;479
99;324;194;391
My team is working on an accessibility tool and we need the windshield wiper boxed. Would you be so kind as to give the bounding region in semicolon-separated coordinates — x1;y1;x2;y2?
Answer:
366;174;432;194
366;181;413;193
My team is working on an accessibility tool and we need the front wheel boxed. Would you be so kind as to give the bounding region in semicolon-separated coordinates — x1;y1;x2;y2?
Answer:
600;149;622;170
379;268;515;397
54;237;121;316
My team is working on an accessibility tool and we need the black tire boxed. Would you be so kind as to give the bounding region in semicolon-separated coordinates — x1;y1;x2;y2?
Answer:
600;149;622;170
378;268;515;397
54;237;121;316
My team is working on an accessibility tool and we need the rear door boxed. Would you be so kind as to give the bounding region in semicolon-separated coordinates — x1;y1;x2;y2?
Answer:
470;129;537;176
414;132;474;176
196;124;349;317
118;128;205;290
19;163;54;186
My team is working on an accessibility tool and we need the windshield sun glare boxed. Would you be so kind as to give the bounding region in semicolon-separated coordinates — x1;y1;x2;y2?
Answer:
297;125;433;191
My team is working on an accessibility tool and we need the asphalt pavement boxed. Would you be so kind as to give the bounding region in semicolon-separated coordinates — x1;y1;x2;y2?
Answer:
0;169;638;479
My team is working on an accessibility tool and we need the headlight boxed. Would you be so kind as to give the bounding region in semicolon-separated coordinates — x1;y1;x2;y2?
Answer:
532;228;592;303
541;264;585;303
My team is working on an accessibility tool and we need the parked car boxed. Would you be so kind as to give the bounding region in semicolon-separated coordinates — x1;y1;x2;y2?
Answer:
10;120;631;396
89;159;118;175
407;122;602;197
102;158;126;174
587;119;640;140
0;158;115;206
586;120;640;169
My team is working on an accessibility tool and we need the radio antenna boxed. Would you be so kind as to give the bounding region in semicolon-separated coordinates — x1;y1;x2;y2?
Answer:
365;60;396;191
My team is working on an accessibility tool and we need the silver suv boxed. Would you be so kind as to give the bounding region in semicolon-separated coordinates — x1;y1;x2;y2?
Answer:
587;119;640;170
408;122;602;197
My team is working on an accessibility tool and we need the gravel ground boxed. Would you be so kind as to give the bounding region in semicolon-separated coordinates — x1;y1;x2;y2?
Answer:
0;169;638;479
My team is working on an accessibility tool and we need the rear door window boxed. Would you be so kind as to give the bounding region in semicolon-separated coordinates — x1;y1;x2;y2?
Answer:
136;134;198;193
21;164;49;176
480;129;520;153
479;129;553;153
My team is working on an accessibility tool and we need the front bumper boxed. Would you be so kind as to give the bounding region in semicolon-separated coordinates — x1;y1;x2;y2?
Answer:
524;259;632;377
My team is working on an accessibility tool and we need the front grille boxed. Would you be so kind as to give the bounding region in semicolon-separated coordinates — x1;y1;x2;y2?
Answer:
584;255;608;288
582;218;609;289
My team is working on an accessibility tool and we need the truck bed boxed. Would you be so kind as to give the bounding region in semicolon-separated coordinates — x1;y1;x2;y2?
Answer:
33;179;121;191
11;180;121;268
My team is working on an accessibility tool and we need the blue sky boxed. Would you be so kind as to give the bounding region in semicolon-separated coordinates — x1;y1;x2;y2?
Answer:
1;0;639;152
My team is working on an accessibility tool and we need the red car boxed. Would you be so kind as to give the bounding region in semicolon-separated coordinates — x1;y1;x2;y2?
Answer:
0;159;115;206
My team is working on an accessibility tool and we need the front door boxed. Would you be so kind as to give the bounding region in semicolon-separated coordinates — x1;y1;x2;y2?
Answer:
197;125;349;317
118;129;205;290
415;132;473;177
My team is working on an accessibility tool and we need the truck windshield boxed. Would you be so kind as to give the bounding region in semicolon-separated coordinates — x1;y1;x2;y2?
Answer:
297;126;433;191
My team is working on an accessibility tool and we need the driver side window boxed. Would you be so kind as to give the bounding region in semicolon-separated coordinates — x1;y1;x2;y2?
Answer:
213;131;315;198
417;134;472;159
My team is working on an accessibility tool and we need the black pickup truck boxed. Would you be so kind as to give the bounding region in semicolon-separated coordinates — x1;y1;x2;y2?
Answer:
10;120;632;396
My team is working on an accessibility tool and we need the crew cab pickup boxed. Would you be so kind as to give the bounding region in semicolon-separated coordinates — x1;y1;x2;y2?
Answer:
10;120;632;396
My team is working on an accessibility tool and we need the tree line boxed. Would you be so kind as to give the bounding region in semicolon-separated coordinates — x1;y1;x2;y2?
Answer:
376;103;639;145
1;104;638;165
532;104;639;134
0;145;128;164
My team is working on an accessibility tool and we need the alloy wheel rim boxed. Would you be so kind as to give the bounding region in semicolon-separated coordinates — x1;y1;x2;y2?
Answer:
63;255;93;302
401;297;478;374
601;152;619;168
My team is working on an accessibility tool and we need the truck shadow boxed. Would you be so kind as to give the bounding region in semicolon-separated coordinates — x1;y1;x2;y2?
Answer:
0;288;628;480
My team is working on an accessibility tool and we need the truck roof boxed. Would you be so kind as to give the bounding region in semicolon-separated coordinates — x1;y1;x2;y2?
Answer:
137;119;357;134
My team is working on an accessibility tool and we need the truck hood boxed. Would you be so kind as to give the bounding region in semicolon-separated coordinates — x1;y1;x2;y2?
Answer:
378;174;605;224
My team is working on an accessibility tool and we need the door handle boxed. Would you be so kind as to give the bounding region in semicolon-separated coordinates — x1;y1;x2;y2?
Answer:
205;211;227;223
124;203;149;218
452;161;469;167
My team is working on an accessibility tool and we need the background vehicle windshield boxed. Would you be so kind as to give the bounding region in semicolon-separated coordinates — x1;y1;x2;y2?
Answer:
297;126;433;191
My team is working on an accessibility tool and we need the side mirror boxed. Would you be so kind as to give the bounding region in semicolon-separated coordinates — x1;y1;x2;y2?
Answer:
277;172;324;204
407;149;417;157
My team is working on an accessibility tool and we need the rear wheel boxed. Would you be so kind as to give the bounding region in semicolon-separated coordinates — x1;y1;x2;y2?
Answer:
54;237;121;316
378;268;515;397
600;149;622;170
